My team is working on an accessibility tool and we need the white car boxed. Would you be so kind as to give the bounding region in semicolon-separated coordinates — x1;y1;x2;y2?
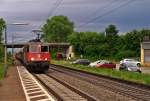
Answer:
120;59;141;67
89;60;105;67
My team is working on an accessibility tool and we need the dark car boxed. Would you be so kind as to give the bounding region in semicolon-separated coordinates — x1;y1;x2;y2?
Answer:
119;63;141;73
72;59;90;65
95;60;116;69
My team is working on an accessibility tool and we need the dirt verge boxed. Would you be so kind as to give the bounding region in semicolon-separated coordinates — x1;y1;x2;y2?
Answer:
0;66;26;101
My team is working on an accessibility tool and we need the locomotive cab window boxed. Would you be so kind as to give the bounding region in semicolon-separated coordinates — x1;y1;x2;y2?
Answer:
29;45;40;52
41;46;49;52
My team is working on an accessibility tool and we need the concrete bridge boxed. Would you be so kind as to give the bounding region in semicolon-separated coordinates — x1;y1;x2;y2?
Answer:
4;42;74;59
4;43;70;48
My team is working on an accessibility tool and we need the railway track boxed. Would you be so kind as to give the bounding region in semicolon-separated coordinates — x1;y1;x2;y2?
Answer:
17;64;150;101
34;74;96;101
49;64;150;101
17;65;96;101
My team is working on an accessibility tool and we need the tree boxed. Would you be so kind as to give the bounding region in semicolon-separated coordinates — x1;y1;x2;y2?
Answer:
0;18;6;43
105;24;119;56
115;50;136;60
98;43;111;57
68;31;105;57
122;29;147;57
42;15;74;42
105;24;118;36
0;18;5;62
0;44;4;61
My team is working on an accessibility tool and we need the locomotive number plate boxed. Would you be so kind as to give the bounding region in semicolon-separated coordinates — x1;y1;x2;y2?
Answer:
38;54;41;58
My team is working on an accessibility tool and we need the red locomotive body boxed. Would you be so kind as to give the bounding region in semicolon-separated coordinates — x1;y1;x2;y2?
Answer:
19;42;51;72
27;52;50;61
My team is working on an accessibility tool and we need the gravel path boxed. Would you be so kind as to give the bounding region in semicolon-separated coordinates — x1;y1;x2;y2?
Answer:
0;66;26;101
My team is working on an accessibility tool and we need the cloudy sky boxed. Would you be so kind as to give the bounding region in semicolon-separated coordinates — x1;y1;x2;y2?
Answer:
0;0;150;43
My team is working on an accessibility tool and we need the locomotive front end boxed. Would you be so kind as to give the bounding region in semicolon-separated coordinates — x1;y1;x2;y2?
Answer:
26;43;51;72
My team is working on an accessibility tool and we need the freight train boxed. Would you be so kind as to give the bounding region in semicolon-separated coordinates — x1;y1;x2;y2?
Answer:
16;39;51;72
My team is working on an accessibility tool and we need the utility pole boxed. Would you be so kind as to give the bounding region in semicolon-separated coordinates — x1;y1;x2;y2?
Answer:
3;23;28;77
4;26;7;77
12;33;14;56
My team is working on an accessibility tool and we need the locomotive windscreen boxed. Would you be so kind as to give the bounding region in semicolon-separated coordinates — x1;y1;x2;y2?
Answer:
29;45;49;52
29;45;40;52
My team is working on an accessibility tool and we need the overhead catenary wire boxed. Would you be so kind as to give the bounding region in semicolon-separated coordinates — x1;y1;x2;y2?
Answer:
39;0;64;29
77;0;120;26
47;0;64;18
78;0;137;28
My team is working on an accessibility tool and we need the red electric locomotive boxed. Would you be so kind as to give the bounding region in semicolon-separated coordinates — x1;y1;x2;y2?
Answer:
19;40;51;72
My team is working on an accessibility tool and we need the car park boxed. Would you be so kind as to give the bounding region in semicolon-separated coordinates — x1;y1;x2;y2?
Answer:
120;58;141;67
95;61;116;69
119;63;142;73
72;59;90;65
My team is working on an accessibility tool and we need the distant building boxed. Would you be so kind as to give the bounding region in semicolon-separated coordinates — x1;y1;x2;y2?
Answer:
141;36;150;66
66;45;74;60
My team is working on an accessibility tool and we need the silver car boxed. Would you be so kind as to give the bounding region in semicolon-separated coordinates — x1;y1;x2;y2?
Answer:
119;63;142;73
120;58;141;67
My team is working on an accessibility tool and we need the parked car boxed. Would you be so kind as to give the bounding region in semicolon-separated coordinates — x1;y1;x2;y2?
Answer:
95;61;116;69
119;63;141;73
72;59;90;65
120;58;141;67
89;60;103;67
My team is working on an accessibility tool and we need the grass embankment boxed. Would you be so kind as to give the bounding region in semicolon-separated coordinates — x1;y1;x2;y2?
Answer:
52;60;150;85
0;63;4;79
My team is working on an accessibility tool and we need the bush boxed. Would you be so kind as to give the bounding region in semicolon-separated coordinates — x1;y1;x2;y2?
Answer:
0;44;4;62
0;63;4;79
115;50;136;60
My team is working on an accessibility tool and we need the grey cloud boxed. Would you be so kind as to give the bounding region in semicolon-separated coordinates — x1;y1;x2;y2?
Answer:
0;0;150;43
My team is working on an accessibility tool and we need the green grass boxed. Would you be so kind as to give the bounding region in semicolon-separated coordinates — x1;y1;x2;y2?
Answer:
52;60;150;85
0;63;4;79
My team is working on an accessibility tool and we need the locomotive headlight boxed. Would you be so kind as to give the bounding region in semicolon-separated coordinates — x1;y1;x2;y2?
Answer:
45;58;48;60
31;57;35;61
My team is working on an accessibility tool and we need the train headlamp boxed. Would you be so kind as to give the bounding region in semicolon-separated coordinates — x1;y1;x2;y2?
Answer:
31;57;35;61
